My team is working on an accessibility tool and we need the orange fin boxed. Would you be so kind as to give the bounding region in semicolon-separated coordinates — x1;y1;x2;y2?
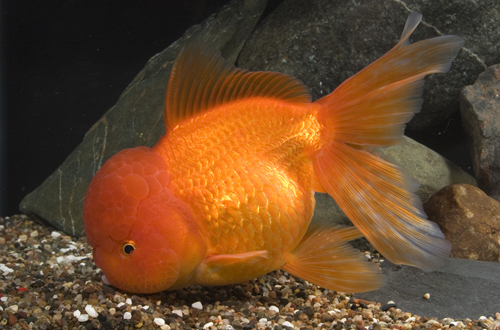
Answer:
313;13;462;271
316;13;464;147
314;142;451;271
164;43;311;129
283;225;385;293
204;250;269;266
311;172;327;193
305;220;365;241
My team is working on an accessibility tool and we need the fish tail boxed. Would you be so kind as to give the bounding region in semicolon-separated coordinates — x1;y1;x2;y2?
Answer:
312;12;464;271
283;225;385;293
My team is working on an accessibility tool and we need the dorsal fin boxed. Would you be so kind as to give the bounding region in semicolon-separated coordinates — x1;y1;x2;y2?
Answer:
164;43;312;129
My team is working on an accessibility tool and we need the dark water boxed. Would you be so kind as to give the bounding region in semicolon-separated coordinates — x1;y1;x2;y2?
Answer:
0;0;472;216
1;0;232;216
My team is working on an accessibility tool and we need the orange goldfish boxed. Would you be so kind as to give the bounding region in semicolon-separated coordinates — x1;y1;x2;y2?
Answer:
83;12;464;294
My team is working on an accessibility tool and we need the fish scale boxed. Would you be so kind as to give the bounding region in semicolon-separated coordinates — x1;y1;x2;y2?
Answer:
155;100;320;283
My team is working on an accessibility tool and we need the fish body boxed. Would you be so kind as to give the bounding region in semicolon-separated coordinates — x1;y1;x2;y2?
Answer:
155;99;321;287
83;13;464;294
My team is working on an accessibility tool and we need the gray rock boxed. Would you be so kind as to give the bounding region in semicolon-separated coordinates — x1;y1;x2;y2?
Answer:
384;136;477;201
312;136;476;227
237;0;499;131
461;64;500;201
404;0;500;67
19;0;268;237
355;258;500;319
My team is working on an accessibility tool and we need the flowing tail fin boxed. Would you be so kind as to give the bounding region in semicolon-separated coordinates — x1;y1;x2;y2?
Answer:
313;12;464;271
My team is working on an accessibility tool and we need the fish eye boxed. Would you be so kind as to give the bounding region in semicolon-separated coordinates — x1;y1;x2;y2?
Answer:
122;242;136;255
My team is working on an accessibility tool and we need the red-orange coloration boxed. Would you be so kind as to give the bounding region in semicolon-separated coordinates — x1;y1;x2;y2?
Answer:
83;13;464;294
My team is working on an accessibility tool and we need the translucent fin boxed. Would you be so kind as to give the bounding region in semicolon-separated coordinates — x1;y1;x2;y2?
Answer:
204;250;268;266
335;226;365;241
395;12;422;49
316;20;464;147
314;142;451;271
283;225;385;293
165;43;311;129
313;13;463;271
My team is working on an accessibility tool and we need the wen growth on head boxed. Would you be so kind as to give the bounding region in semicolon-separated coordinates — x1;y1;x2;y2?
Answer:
83;12;464;294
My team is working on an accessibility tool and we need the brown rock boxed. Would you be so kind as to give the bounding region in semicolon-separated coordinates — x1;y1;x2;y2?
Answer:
423;184;500;262
461;64;500;201
8;314;17;326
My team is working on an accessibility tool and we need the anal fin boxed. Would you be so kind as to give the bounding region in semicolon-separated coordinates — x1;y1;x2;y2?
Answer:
283;226;385;293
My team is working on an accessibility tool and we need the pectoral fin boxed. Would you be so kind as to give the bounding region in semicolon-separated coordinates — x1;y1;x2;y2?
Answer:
204;250;269;266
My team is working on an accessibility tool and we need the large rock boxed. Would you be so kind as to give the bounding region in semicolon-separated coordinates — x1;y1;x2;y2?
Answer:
19;0;268;237
312;137;476;227
237;0;500;131
355;258;500;319
383;137;476;201
461;64;500;201
423;184;500;262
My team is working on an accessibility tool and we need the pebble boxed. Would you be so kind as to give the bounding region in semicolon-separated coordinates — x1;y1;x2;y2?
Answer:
8;314;17;326
85;305;98;318
203;322;214;329
5;305;18;313
0;263;14;274
154;318;165;326
0;214;497;330
172;309;183;317
269;305;280;313
192;301;203;310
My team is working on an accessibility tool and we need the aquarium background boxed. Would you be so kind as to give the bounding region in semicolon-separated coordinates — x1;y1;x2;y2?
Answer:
1;0;471;217
1;0;237;216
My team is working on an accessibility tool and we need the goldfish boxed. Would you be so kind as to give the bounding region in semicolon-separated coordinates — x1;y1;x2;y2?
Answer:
83;12;464;294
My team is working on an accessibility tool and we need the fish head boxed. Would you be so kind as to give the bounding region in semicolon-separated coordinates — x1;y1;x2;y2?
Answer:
83;147;205;293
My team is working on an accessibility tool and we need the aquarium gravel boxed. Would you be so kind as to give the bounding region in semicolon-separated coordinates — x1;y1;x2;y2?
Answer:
1;214;500;330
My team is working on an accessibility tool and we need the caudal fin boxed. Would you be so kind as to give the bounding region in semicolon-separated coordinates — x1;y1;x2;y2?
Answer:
313;13;464;271
283;226;385;293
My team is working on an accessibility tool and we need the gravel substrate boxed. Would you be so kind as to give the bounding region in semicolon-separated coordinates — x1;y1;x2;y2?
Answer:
1;214;500;330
